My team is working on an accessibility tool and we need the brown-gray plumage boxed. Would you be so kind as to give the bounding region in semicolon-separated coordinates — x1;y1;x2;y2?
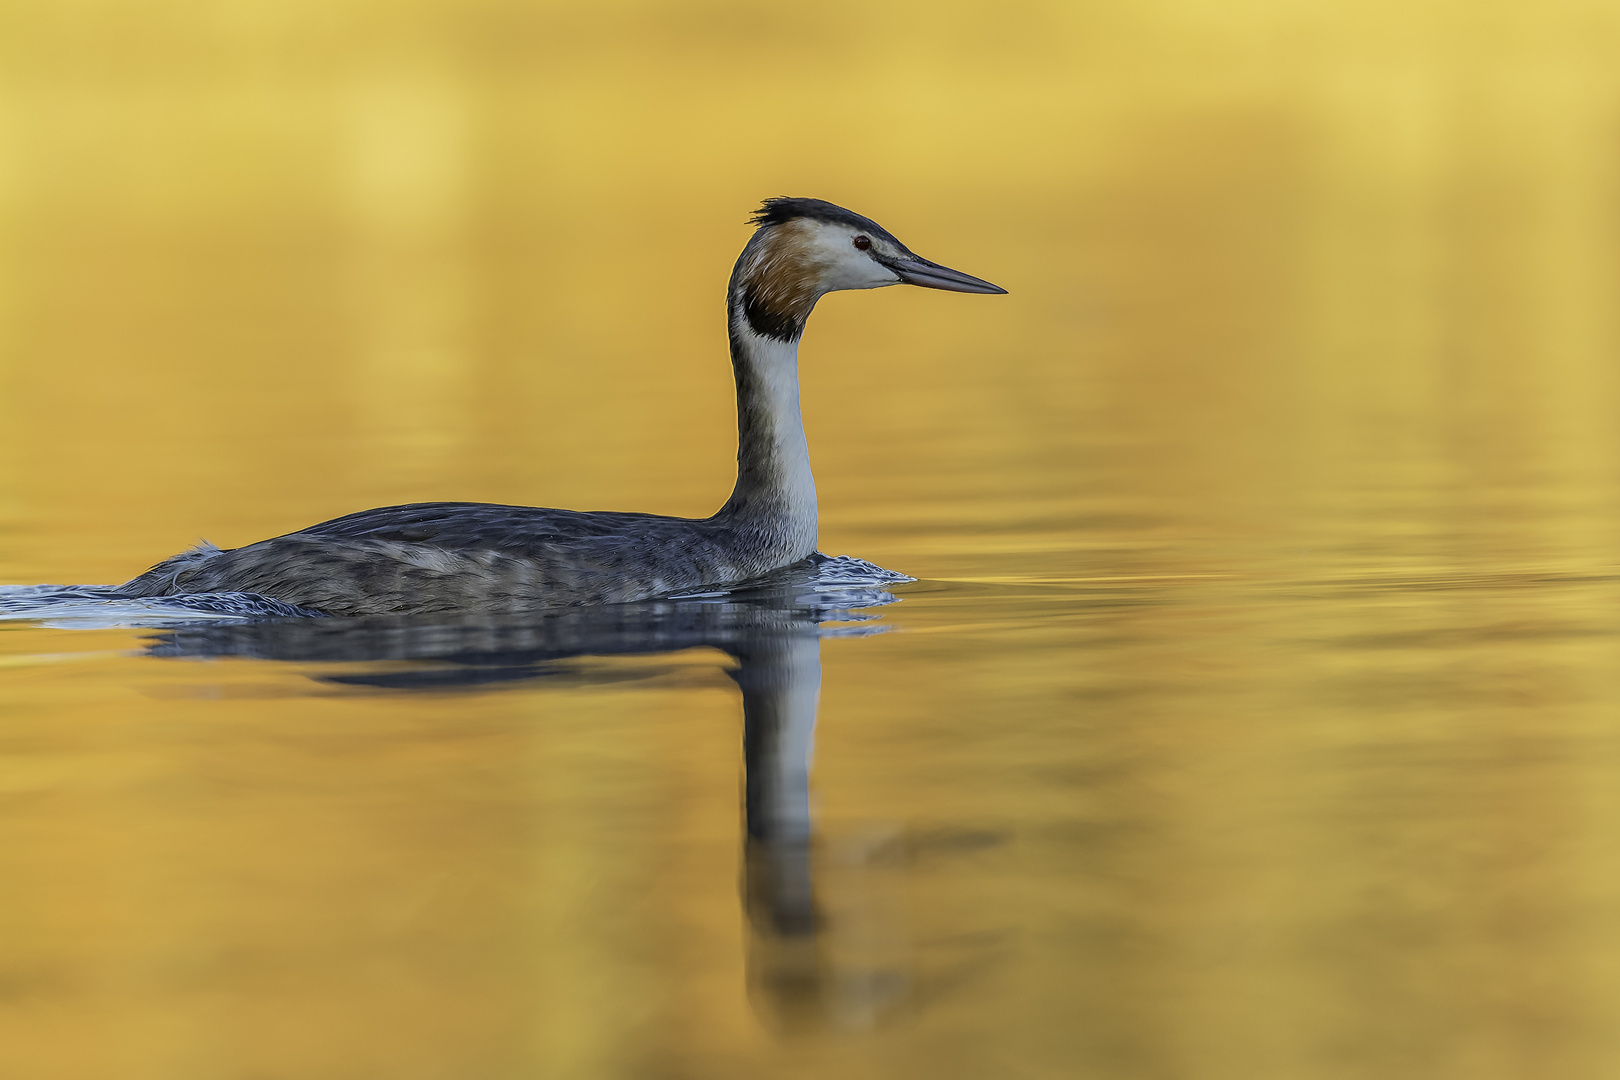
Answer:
119;197;1006;616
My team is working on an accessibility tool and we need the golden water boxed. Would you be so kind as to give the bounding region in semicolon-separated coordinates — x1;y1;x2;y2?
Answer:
5;1;1620;1076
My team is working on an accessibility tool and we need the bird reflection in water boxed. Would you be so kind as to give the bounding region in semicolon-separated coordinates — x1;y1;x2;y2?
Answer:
127;555;936;1031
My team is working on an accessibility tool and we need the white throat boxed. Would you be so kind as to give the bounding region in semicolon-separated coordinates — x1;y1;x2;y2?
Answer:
721;314;818;557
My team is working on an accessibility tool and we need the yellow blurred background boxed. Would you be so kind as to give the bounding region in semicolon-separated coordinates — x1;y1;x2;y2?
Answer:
5;2;1620;1078
3;0;1615;585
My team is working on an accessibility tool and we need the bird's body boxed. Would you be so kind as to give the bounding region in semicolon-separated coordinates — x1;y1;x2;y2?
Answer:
120;506;788;617
119;198;1004;616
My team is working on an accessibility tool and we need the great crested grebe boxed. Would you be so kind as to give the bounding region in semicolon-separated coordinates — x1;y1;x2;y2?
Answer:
119;198;1006;616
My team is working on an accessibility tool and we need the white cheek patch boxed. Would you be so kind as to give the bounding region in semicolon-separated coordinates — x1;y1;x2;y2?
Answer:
801;226;901;292
843;259;903;290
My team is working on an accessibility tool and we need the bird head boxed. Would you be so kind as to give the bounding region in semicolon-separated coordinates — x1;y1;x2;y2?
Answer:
732;197;1006;342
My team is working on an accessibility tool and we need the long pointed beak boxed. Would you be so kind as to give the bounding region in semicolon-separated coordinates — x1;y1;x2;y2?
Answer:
891;255;1008;294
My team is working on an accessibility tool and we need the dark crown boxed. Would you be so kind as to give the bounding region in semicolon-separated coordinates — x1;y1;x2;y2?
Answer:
748;197;906;250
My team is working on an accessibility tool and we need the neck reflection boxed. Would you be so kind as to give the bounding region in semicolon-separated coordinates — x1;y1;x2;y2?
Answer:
734;633;911;1032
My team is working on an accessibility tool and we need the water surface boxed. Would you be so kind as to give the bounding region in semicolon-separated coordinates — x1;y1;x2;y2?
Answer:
5;2;1620;1077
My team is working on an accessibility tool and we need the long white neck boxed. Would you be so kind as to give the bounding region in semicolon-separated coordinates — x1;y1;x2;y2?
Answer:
716;312;818;560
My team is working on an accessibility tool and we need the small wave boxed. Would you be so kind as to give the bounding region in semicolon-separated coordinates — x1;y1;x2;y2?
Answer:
669;553;912;625
0;585;323;628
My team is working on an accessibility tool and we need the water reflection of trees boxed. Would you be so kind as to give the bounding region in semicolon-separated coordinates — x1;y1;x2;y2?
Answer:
138;559;928;1031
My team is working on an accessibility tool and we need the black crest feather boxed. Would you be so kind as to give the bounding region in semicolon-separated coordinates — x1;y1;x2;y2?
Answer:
748;197;906;249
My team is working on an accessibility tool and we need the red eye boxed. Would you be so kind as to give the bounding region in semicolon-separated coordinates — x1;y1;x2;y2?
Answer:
853;235;871;250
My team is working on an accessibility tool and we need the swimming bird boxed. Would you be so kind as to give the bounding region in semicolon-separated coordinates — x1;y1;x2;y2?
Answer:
119;198;1006;616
